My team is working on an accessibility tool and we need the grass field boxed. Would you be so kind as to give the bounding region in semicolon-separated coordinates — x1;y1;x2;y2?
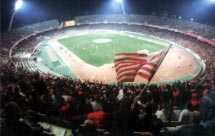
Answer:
58;31;167;66
34;30;203;84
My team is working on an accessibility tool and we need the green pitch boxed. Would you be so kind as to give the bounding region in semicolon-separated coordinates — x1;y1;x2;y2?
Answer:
35;30;169;77
58;31;168;66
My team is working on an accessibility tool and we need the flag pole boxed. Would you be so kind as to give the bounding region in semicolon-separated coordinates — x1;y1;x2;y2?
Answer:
130;44;172;110
147;44;172;84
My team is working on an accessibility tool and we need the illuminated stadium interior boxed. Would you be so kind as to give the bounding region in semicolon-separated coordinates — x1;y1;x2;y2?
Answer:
28;30;204;84
1;0;215;136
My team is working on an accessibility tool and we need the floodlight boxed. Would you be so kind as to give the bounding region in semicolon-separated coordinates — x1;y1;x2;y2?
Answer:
15;0;23;11
114;0;126;14
208;0;215;3
8;0;24;31
115;0;123;3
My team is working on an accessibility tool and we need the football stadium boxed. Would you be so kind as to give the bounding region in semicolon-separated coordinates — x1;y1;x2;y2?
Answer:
32;29;204;84
1;0;215;136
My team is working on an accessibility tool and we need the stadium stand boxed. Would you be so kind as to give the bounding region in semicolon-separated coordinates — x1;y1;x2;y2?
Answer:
75;15;215;39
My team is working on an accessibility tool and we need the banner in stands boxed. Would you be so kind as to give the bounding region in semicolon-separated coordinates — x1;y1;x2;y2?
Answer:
63;20;76;27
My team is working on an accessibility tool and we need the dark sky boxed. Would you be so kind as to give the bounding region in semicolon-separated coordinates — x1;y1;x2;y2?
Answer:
1;0;215;32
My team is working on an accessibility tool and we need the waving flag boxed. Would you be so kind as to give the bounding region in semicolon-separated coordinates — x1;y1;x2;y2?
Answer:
114;53;148;83
114;46;171;83
134;51;166;83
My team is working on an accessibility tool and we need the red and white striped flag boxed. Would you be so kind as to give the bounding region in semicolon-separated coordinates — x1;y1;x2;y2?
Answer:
114;49;167;83
134;51;165;83
114;52;148;83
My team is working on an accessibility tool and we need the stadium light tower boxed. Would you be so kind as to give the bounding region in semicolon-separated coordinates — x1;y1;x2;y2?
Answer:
8;0;24;32
114;0;126;15
116;0;123;3
15;0;23;11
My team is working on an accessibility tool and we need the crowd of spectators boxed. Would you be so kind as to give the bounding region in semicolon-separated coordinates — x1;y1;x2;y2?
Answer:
1;15;215;136
0;60;215;136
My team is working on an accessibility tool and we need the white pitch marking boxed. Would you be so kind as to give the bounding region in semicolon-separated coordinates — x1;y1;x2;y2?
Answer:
93;38;112;44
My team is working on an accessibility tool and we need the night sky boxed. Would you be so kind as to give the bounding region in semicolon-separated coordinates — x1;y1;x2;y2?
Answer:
1;0;215;32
